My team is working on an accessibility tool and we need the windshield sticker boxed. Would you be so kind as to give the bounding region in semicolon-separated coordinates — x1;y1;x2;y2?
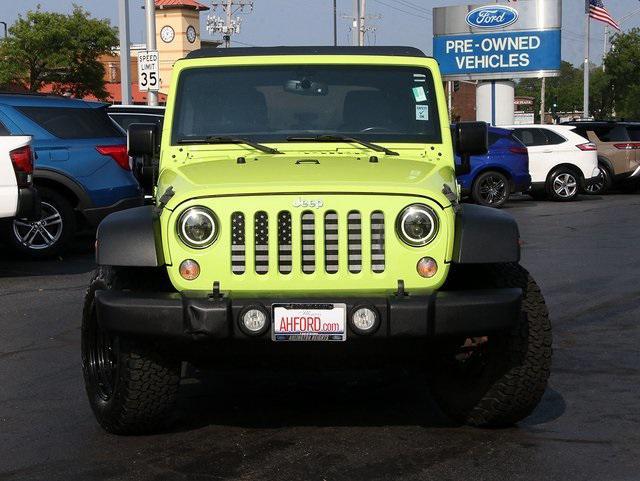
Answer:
413;73;426;83
415;105;429;121
412;86;427;102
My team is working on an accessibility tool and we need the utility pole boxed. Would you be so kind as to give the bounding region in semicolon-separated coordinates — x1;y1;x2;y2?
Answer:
359;0;366;47
207;0;254;48
333;0;337;46
118;0;132;105
540;77;546;124
144;0;158;106
352;0;360;46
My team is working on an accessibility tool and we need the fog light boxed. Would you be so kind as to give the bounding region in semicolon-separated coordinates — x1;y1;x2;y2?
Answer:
417;257;438;278
179;259;200;280
350;306;379;335
239;306;269;336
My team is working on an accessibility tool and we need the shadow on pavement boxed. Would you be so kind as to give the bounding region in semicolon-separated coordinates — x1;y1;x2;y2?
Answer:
169;367;566;432
0;236;95;278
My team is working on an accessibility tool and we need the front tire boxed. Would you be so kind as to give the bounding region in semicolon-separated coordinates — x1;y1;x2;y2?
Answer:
471;171;510;208
429;263;552;427
81;266;180;434
546;168;579;201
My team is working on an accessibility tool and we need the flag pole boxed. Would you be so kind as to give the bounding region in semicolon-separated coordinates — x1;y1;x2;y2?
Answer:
583;0;590;119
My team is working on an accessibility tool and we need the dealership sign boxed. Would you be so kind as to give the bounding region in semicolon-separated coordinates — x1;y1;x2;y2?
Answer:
433;0;562;80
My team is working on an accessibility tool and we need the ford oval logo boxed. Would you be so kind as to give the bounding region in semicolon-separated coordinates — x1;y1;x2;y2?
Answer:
466;5;519;29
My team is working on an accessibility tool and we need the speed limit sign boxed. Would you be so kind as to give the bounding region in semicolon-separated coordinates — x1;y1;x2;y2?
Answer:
138;50;160;92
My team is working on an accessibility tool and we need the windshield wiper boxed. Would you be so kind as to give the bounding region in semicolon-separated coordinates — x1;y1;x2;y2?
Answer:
177;136;281;154
286;135;398;156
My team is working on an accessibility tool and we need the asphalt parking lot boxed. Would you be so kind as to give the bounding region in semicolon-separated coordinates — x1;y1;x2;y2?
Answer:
1;193;639;481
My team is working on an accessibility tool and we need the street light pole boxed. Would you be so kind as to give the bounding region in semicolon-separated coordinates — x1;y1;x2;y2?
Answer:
117;0;132;105
144;0;158;106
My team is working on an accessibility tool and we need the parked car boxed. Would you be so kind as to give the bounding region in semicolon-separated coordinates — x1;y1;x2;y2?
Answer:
0;134;39;220
562;120;640;194
83;46;551;434
456;125;530;208
107;105;164;132
507;124;599;201
0;93;142;257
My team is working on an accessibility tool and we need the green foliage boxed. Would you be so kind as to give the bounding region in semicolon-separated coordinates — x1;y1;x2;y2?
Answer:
605;28;640;119
0;5;118;99
515;61;613;120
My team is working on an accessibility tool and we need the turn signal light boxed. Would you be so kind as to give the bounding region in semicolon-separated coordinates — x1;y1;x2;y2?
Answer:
417;257;438;278
179;259;200;280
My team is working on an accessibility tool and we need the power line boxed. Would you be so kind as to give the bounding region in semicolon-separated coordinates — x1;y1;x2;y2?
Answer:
371;0;431;21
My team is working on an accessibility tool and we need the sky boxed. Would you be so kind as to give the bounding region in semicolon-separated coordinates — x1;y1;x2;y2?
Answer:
1;0;639;67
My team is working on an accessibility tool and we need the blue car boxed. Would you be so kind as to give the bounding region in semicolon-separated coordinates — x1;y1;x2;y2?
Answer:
0;93;142;257
456;126;531;208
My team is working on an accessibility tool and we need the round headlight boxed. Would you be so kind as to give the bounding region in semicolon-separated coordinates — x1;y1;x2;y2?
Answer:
177;207;218;248
396;204;439;247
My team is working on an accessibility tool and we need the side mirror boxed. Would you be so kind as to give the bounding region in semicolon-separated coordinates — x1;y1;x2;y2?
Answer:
453;121;488;176
127;123;159;157
128;123;159;194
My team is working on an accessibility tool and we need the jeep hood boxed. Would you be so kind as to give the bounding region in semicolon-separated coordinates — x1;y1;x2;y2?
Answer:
159;154;456;210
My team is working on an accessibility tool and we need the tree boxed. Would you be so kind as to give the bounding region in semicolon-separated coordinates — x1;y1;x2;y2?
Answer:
605;28;640;119
0;5;118;99
515;60;615;120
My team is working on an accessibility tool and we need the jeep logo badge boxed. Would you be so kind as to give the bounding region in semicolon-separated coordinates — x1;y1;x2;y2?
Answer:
465;6;518;29
293;198;324;209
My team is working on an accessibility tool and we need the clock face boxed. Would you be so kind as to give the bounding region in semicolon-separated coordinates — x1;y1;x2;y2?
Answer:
186;25;197;43
160;25;175;43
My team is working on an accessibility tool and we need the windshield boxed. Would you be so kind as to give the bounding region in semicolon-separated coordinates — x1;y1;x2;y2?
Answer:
171;65;441;145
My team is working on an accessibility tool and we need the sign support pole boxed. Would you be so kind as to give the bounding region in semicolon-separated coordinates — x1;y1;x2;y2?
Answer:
583;1;590;119
145;0;159;106
118;0;131;105
540;77;546;124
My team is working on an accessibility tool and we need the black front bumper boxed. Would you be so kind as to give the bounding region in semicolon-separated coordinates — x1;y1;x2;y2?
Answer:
95;289;522;341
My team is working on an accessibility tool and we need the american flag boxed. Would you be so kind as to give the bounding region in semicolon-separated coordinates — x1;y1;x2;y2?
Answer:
588;0;621;31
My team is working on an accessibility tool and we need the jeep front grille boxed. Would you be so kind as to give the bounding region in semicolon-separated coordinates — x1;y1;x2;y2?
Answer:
230;210;385;275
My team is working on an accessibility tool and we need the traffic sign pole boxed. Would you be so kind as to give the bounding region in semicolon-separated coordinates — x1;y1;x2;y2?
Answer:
145;0;159;106
118;0;132;105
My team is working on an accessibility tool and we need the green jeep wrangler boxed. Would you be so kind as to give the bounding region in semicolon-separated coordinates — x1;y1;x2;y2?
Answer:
82;47;552;434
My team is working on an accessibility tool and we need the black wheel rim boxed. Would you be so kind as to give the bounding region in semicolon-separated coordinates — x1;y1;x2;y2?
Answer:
585;169;605;193
87;310;118;401
479;175;507;204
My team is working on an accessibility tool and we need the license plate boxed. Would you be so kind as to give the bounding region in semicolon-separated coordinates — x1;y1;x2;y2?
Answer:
272;303;347;342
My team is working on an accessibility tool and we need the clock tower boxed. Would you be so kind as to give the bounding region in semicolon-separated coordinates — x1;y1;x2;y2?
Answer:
153;0;210;93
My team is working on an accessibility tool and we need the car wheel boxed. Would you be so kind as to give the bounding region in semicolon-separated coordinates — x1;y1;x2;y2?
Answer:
471;171;510;208
82;266;181;435
4;187;76;258
429;263;552;427
547;168;579;201
584;165;611;195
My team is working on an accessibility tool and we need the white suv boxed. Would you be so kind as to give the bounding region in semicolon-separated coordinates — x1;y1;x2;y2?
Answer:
506;125;600;201
0;135;39;220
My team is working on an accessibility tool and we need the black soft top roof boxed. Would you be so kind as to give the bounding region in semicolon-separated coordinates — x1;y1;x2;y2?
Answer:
185;46;428;60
